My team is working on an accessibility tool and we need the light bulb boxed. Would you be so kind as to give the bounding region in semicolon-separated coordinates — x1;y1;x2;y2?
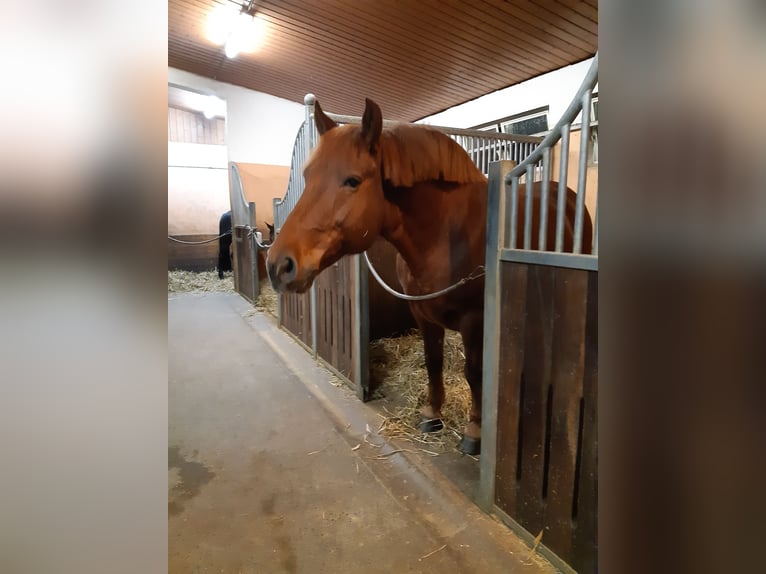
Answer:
224;40;239;59
203;95;223;119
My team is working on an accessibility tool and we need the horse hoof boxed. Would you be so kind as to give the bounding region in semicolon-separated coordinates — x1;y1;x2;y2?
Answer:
458;435;481;455
419;418;444;433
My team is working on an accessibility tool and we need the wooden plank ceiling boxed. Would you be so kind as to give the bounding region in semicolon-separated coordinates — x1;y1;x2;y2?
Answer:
168;0;597;122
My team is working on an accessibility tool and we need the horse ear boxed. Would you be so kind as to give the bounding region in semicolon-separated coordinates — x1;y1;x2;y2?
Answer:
361;98;383;154
314;100;337;135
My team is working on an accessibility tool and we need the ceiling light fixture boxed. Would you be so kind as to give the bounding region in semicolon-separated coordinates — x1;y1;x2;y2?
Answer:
203;95;225;119
206;2;267;59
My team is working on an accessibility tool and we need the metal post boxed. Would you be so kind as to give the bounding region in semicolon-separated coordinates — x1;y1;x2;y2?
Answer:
508;177;519;249
272;197;282;326
305;93;316;151
301;94;318;357
353;254;370;401
249;202;258;301
479;159;514;512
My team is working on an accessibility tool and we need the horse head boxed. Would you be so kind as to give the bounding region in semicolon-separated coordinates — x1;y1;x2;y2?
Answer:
267;98;387;293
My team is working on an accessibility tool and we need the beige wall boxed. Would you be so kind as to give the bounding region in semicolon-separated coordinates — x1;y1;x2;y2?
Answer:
235;162;290;229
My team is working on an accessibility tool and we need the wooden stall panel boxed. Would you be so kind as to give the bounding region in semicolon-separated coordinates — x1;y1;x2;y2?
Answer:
233;228;255;303
315;256;355;384
571;270;598;573
494;262;597;573
280;291;312;349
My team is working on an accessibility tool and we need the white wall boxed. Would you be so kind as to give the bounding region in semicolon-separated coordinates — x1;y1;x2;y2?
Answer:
417;57;597;130
167;68;305;166
168;142;229;235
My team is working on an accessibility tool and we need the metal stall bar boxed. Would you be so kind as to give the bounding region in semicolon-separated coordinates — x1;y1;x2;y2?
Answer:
592;193;599;256
555;124;570;253
249;201;259;301
538;147;552;249
508;177;519;249
573;90;592;254
523;164;534;250
306;95;319;359
478;159;514;512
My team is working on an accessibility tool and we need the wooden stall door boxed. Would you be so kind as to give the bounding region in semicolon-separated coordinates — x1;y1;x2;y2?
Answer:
494;263;597;573
233;228;256;303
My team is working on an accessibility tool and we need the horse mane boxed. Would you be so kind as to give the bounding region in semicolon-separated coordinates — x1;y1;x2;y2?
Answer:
378;124;487;187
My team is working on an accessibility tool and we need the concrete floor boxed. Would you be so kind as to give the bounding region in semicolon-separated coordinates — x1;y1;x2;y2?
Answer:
169;292;555;574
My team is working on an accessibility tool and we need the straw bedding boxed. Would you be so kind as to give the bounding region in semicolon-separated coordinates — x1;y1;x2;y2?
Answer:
167;270;234;293
254;284;278;318
369;330;472;453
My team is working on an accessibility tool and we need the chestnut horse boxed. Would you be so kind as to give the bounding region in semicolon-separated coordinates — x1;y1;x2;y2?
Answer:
268;98;592;454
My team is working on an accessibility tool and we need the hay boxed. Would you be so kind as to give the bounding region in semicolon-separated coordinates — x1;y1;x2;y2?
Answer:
168;270;234;293
254;283;278;318
370;330;472;453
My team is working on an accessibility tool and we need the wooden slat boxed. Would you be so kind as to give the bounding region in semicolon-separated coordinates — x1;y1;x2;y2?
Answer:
571;269;598;573
542;267;588;562
516;265;556;533
553;0;599;22
494;262;529;512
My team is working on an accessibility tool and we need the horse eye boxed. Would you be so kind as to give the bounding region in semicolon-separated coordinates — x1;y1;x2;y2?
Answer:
343;176;361;188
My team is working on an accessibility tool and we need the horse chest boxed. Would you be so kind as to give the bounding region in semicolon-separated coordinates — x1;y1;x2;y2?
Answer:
409;289;483;332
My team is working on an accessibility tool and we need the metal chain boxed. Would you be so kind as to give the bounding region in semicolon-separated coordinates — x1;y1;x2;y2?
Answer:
243;226;271;249
168;227;272;249
363;251;485;302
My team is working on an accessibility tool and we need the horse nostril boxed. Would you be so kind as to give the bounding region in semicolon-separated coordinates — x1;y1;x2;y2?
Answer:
283;256;295;275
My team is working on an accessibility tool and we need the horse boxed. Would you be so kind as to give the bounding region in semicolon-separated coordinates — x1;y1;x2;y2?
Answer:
218;210;233;279
267;98;592;454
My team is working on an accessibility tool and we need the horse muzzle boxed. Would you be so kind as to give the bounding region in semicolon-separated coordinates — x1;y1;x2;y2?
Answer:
267;253;317;293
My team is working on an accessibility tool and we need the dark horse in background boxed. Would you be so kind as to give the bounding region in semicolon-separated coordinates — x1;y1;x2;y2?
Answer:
218;209;274;279
267;98;592;454
218;210;233;279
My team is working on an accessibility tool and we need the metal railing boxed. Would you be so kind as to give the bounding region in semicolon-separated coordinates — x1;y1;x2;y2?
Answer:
502;53;599;264
273;117;311;233
479;51;599;512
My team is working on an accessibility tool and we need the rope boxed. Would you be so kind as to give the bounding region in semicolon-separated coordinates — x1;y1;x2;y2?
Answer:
363;251;485;302
167;231;231;244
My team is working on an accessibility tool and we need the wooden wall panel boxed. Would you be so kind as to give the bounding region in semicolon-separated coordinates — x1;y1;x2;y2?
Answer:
315;256;355;384
280;291;312;348
167;235;219;271
494;262;597;572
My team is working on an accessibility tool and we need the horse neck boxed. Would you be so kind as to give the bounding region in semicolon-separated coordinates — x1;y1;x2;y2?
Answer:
380;180;486;279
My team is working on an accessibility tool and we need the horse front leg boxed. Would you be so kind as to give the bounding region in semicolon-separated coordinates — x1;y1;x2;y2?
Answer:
414;314;446;433
459;312;484;455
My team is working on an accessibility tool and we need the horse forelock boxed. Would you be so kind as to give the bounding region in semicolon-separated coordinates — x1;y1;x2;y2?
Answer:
304;124;370;180
379;125;487;188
